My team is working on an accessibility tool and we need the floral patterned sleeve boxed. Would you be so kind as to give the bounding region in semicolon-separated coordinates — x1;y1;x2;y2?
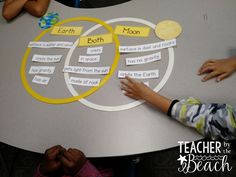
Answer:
168;97;236;140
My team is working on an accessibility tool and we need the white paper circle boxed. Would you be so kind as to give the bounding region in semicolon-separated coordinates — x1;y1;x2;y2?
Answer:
64;17;174;111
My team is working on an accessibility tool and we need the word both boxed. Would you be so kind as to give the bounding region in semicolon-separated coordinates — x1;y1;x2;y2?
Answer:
79;33;113;46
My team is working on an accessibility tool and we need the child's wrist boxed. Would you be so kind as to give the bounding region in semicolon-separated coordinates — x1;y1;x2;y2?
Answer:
144;90;156;102
229;57;236;70
233;60;236;70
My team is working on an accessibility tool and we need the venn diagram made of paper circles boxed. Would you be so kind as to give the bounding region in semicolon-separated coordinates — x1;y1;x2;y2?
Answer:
21;17;176;111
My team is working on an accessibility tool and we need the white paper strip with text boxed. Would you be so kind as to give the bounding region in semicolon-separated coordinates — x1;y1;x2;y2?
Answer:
28;41;73;49
69;77;100;86
126;52;161;66
32;54;62;63
119;39;176;53
32;75;50;85
87;47;103;54
63;66;110;75
78;55;100;63
118;70;159;79
29;66;55;74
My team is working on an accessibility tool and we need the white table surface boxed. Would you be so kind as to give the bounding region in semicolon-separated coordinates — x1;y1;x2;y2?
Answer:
0;0;235;157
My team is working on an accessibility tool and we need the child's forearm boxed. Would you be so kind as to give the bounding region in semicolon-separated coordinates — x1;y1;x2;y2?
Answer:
144;90;172;114
2;0;28;21
24;0;50;17
230;56;236;70
120;77;173;114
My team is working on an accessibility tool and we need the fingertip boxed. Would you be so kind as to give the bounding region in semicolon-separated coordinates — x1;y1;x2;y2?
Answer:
124;76;129;81
125;92;131;97
125;76;133;82
120;84;125;90
216;77;221;82
198;69;203;75
120;79;125;84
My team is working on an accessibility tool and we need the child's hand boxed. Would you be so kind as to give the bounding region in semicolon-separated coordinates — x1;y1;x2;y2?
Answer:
198;57;236;82
40;145;66;176
60;148;87;175
120;76;154;100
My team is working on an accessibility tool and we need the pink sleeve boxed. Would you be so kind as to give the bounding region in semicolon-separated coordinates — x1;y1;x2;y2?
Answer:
74;160;104;177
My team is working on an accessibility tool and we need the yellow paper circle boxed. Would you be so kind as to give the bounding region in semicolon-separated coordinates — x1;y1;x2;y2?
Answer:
155;20;182;40
20;17;120;104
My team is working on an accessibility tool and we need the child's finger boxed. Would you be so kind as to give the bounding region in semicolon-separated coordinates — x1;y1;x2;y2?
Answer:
199;66;214;75
124;92;137;99
202;59;215;67
62;151;74;162
199;62;214;72
60;155;73;167
121;85;133;93
216;73;229;82
120;79;133;89
46;145;64;158
45;145;60;155
48;148;63;159
198;60;215;74
202;71;219;81
125;76;136;83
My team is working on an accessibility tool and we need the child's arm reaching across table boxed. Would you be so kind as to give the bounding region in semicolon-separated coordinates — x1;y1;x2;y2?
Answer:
120;76;172;113
120;76;236;140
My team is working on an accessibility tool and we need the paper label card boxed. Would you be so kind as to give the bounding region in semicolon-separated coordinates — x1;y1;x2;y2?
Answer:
126;52;161;66
78;55;100;63
87;47;103;54
32;75;50;85
63;66;110;75
119;39;176;53
29;66;55;74
114;25;150;37
79;33;113;46
51;26;83;36
69;77;100;87
28;41;74;49
118;70;159;79
32;54;62;63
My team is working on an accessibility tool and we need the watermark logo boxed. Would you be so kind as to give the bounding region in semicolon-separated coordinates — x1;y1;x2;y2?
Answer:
177;141;232;173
